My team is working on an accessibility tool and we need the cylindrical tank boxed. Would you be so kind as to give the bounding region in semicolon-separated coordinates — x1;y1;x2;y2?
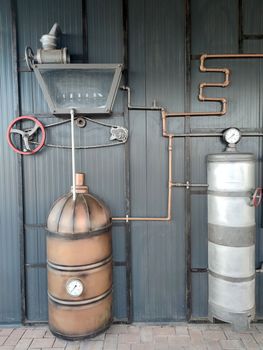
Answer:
207;151;256;331
46;173;112;340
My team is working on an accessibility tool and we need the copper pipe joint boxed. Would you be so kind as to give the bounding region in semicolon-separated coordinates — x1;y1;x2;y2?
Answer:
72;173;88;193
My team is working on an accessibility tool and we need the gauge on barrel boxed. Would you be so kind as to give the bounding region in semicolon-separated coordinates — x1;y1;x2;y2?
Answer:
66;279;84;297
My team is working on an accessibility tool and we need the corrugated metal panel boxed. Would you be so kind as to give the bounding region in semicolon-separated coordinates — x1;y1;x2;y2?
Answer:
1;0;263;324
0;0;21;323
86;0;123;63
16;0;127;321
191;0;239;55
243;0;263;35
190;0;263;318
130;0;186;321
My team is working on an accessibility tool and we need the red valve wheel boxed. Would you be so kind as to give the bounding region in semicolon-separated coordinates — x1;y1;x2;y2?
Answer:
252;187;262;207
7;116;46;155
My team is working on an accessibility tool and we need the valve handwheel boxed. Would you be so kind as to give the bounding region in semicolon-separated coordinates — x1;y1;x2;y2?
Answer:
252;187;262;207
7;116;46;155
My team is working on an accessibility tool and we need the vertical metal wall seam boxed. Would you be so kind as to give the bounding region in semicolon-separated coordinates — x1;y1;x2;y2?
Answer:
238;0;244;53
122;0;133;323
82;0;88;62
185;0;192;321
11;0;26;324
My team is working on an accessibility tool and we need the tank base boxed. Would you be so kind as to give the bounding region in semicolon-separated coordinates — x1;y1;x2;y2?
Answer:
209;302;255;332
49;321;112;341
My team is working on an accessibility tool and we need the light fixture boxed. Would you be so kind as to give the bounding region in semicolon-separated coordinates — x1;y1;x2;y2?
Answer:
32;63;123;115
25;23;123;116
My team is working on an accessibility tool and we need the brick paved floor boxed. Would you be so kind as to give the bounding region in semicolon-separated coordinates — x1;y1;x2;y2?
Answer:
1;323;263;350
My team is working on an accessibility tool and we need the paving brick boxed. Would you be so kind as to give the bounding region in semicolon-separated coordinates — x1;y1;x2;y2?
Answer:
175;326;188;335
152;327;175;336
117;344;130;350
206;340;222;350
0;338;8;346
80;341;103;350
154;336;167;344
220;339;245;349
224;329;242;340
130;345;148;350
188;328;203;344
14;338;33;350
205;325;223;330
127;327;140;335
154;343;170;350
203;330;226;341
118;334;140;344
240;334;260;349
168;335;190;347
103;334;117;350
140;327;153;343
0;347;15;350
0;330;14;337
255;324;263;333
4;330;26;346
185;345;207;350
53;339;67;348
107;326;128;335
44;330;55;338
22;328;46;339
253;333;263;344
30;338;55;348
65;341;80;350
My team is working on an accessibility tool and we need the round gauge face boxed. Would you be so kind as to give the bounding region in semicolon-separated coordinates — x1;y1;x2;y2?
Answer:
66;279;84;297
223;127;241;144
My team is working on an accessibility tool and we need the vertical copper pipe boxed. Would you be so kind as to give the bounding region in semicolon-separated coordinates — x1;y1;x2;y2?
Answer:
113;53;263;221
112;136;173;221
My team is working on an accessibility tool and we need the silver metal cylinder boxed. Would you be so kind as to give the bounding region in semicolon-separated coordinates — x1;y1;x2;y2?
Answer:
35;48;70;64
207;152;256;331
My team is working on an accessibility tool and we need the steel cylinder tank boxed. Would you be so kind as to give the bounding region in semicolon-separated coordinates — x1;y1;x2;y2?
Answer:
207;150;256;331
46;173;112;340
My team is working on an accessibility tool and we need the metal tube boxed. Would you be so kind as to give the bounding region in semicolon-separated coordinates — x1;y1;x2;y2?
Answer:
115;53;263;221
112;136;173;221
121;86;164;111
70;109;76;201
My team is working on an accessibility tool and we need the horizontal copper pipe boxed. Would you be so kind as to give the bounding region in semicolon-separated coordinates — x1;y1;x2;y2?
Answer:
112;136;173;222
114;53;263;222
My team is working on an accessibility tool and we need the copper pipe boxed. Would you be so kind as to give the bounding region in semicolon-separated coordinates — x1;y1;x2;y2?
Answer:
114;53;263;222
112;136;173;221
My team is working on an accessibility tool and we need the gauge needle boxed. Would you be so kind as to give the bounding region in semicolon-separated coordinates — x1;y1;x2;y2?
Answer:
71;285;77;293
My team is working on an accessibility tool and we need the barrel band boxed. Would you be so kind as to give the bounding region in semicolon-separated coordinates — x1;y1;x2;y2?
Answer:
208;190;252;197
48;288;112;306
208;223;255;247
209;270;255;282
46;223;112;240
47;255;112;272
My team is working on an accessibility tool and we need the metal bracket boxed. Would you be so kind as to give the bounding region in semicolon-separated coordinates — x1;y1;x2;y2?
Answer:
172;181;208;190
110;126;128;143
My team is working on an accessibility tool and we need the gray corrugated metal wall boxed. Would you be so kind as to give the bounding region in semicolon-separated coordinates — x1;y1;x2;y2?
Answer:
1;0;263;324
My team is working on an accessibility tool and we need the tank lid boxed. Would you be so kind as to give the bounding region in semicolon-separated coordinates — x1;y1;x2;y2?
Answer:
47;172;111;235
207;152;255;162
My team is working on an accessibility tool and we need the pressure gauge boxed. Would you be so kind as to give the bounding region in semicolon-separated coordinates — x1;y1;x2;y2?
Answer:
223;127;241;145
66;279;84;297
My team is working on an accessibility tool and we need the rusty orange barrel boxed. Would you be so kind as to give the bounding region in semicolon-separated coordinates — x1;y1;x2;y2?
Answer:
46;173;112;340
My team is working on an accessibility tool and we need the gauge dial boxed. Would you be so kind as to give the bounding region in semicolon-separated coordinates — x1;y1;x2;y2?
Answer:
66;279;84;297
223;127;241;144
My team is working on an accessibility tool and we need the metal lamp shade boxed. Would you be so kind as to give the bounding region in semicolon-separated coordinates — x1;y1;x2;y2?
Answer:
32;63;123;116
